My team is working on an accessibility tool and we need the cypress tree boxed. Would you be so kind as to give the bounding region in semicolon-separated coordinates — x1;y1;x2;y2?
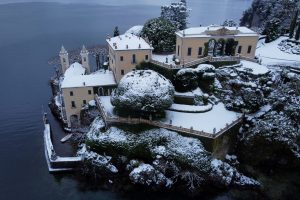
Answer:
295;22;300;40
289;10;298;39
113;26;120;37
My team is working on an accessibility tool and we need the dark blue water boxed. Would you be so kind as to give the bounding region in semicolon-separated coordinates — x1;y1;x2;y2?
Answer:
0;1;251;199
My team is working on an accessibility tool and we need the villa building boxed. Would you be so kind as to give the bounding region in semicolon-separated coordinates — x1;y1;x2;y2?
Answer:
106;34;153;83
175;25;259;64
58;46;116;127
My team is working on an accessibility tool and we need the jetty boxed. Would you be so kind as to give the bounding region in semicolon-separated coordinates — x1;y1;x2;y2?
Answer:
43;114;82;173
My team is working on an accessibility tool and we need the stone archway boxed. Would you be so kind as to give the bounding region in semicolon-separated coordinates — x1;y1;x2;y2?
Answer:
98;87;105;96
207;39;217;56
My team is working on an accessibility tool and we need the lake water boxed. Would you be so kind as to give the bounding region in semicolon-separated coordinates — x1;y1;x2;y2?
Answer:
0;1;253;199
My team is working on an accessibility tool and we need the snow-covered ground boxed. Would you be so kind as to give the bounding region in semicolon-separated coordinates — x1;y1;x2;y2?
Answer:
161;103;240;134
100;96;240;134
238;60;270;76
256;36;300;65
152;54;176;65
168;103;212;113
175;87;203;97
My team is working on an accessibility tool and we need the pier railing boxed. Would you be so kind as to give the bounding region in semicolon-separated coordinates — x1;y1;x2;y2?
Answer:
95;95;244;139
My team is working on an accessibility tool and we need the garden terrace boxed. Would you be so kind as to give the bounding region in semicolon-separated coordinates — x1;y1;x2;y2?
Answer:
95;95;244;140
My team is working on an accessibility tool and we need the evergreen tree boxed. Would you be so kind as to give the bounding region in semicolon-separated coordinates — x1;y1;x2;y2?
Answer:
113;26;120;37
240;0;299;34
141;17;177;53
223;19;237;27
265;18;281;43
289;10;298;39
161;0;189;30
295;23;300;40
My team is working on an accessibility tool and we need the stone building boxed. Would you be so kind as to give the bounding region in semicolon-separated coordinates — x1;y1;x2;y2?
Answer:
106;34;153;83
58;46;116;127
175;25;259;64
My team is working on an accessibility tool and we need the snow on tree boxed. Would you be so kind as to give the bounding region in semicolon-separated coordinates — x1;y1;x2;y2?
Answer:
111;70;175;113
173;64;217;93
113;26;120;37
141;17;177;53
215;63;271;113
222;19;237;27
129;163;172;187
82;123;259;190
174;68;198;92
238;70;300;167
240;0;299;34
161;0;189;30
265;18;281;43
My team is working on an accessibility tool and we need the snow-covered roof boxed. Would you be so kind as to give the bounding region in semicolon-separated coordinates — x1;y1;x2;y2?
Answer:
125;25;143;36
106;34;153;51
64;62;86;78
176;25;258;38
61;70;116;89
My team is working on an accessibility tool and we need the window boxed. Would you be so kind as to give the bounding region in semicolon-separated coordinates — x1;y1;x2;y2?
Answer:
63;58;66;63
121;70;125;75
83;57;86;62
177;45;180;56
145;55;149;61
70;91;74;96
88;90;92;95
238;46;242;54
198;47;203;56
71;101;76;108
120;56;123;61
83;100;86;105
132;54;136;64
247;45;252;54
187;48;192;56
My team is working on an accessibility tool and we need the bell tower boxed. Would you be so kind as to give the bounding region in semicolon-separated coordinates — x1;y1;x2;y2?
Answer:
80;45;90;74
59;45;70;74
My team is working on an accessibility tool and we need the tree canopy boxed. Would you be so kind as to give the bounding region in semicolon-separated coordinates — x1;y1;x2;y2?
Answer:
111;70;175;113
141;17;177;53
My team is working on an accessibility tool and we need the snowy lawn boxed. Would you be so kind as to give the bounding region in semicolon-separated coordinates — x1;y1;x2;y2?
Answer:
160;103;241;134
256;36;300;65
238;60;270;76
99;96;240;134
152;54;176;65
